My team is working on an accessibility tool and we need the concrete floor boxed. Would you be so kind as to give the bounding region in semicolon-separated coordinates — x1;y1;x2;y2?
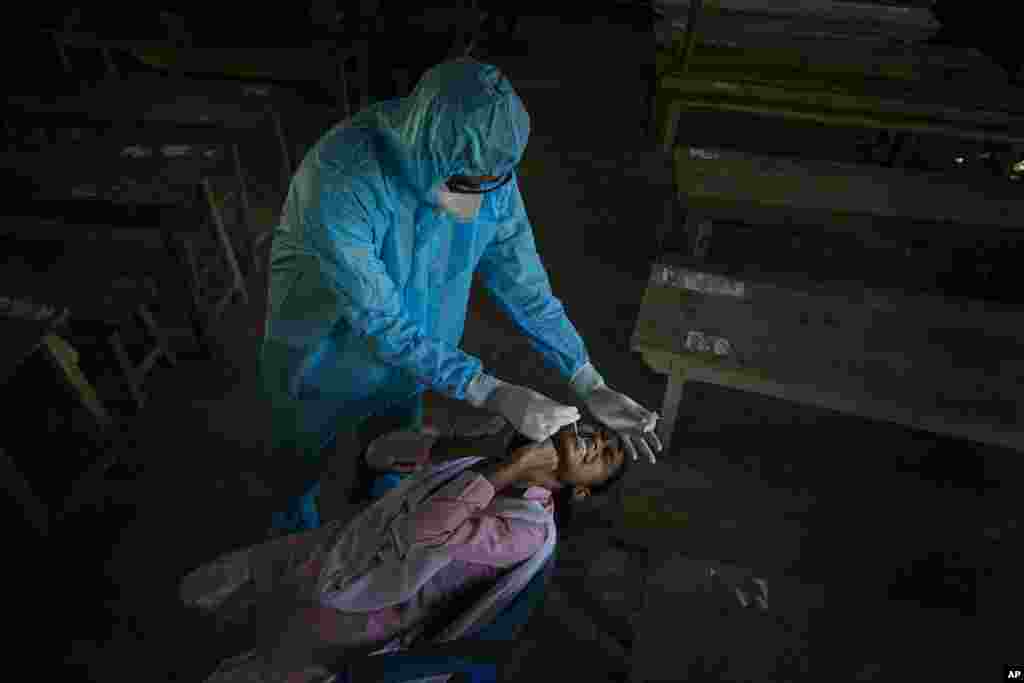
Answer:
47;13;1017;683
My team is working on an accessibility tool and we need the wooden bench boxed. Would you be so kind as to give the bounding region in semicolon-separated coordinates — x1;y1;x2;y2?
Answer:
1;118;251;337
637;145;1024;453
652;1;1024;153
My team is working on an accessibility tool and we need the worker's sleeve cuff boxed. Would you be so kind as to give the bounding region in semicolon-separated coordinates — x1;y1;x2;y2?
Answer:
569;362;606;400
464;372;503;409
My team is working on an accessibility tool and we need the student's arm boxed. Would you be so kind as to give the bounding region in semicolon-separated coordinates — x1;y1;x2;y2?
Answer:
404;461;551;569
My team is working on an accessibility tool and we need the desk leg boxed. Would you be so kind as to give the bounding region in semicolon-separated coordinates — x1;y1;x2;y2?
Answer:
686;212;713;262
0;447;49;538
655;193;674;256
232;142;257;277
658;372;687;455
164;230;215;358
108;329;146;411
661;101;683;154
252;229;273;276
203;178;249;308
269;108;294;195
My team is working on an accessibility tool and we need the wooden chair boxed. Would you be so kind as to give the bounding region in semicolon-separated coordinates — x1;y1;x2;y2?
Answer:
637;144;1024;453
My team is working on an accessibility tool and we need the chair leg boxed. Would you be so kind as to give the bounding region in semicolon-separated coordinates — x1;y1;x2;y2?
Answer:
40;333;112;433
108;329;146;411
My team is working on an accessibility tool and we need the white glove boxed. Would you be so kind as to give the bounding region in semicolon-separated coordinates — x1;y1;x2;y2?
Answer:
466;373;580;442
570;363;662;463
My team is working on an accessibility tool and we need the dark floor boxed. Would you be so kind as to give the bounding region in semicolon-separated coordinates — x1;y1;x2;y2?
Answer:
23;12;1018;683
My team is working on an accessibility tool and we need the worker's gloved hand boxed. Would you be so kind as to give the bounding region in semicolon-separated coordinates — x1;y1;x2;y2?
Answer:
467;373;580;442
570;363;662;464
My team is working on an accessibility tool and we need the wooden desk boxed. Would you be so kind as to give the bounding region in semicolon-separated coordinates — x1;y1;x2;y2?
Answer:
2;128;250;333
633;254;1024;453
668;145;1024;233
8;77;288;274
651;1;1023;151
641;145;1024;453
46;30;368;119
656;72;1024;152
2;199;214;360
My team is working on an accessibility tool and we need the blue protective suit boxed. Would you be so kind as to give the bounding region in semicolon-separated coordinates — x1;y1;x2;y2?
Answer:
259;59;591;518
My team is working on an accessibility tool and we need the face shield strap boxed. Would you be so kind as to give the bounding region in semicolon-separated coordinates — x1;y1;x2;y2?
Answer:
444;171;514;194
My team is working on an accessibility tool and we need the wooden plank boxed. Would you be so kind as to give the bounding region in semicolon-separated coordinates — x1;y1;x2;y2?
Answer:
655;34;988;83
662;0;939;30
655;47;1020;118
672;146;1024;230
661;98;1024;154
631;261;1024;452
661;72;1024;126
659;76;1024;137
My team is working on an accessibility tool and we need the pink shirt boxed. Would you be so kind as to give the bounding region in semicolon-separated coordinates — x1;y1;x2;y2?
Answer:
286;474;553;648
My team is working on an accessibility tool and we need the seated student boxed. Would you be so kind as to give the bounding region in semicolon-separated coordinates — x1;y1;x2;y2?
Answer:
181;421;629;682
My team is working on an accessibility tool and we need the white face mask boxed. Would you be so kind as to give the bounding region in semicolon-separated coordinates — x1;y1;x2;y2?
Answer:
436;185;483;222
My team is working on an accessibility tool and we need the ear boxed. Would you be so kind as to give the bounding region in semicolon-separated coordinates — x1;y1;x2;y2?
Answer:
571;485;590;502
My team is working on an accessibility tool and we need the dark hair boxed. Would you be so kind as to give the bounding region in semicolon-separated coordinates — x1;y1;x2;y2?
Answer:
505;429;631;532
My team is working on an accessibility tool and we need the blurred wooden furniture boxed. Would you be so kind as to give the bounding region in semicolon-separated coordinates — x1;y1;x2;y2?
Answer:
1;297;114;537
3;113;252;343
47;29;369;120
635;144;1024;453
652;0;1023;152
3;201;190;410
